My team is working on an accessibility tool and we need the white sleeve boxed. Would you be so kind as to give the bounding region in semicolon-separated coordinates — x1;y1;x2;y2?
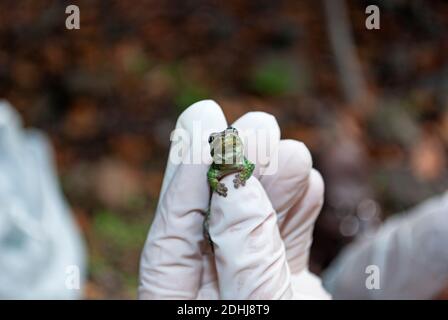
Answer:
322;191;448;299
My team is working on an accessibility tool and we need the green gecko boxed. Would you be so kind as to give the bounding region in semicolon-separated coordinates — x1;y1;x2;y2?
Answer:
204;126;255;252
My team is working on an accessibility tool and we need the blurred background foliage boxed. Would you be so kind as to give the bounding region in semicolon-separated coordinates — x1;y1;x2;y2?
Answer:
1;0;448;298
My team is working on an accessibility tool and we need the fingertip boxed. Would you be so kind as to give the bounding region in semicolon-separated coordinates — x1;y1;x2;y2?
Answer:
259;140;313;205
0;100;22;129
232;111;281;137
308;169;325;208
162;100;227;198
232;112;281;177
177;99;227;133
180;99;221;117
278;140;312;181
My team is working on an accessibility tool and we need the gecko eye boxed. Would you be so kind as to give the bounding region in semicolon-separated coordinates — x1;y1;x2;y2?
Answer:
208;135;214;143
227;126;238;134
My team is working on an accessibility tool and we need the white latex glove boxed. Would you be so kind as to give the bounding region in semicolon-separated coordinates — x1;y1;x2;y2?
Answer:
0;100;86;299
138;100;330;299
323;191;448;299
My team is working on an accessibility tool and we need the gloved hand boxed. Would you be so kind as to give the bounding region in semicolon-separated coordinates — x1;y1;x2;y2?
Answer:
0;100;86;299
138;100;330;299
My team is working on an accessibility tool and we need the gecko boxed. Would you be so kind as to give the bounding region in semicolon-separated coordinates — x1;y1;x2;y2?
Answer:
204;126;255;252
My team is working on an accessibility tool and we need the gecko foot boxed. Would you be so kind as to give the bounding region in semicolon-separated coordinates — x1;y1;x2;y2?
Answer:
216;182;228;197
233;173;246;189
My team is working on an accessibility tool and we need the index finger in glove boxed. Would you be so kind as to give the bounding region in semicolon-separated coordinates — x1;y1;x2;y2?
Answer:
139;100;227;299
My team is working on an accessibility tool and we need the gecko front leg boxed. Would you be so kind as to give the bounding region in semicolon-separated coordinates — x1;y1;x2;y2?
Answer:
233;158;255;188
207;166;228;197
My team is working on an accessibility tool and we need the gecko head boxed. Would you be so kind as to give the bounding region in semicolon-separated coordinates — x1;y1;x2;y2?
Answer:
208;127;243;164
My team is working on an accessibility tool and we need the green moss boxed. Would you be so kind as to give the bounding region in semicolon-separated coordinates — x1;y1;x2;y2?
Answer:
174;84;209;112
123;273;139;299
89;252;110;276
163;63;210;113
92;210;149;251
124;51;152;77
250;59;303;96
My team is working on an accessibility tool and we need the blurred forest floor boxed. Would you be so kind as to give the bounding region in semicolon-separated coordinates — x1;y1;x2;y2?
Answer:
1;0;448;298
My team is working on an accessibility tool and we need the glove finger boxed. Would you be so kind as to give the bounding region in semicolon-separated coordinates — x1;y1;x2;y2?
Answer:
280;169;324;273
258;140;312;226
138;100;227;299
259;140;323;273
231;111;280;178
209;175;293;299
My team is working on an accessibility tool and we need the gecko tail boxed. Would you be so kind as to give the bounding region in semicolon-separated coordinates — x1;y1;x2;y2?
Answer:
204;229;215;254
208;236;215;254
203;210;215;254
